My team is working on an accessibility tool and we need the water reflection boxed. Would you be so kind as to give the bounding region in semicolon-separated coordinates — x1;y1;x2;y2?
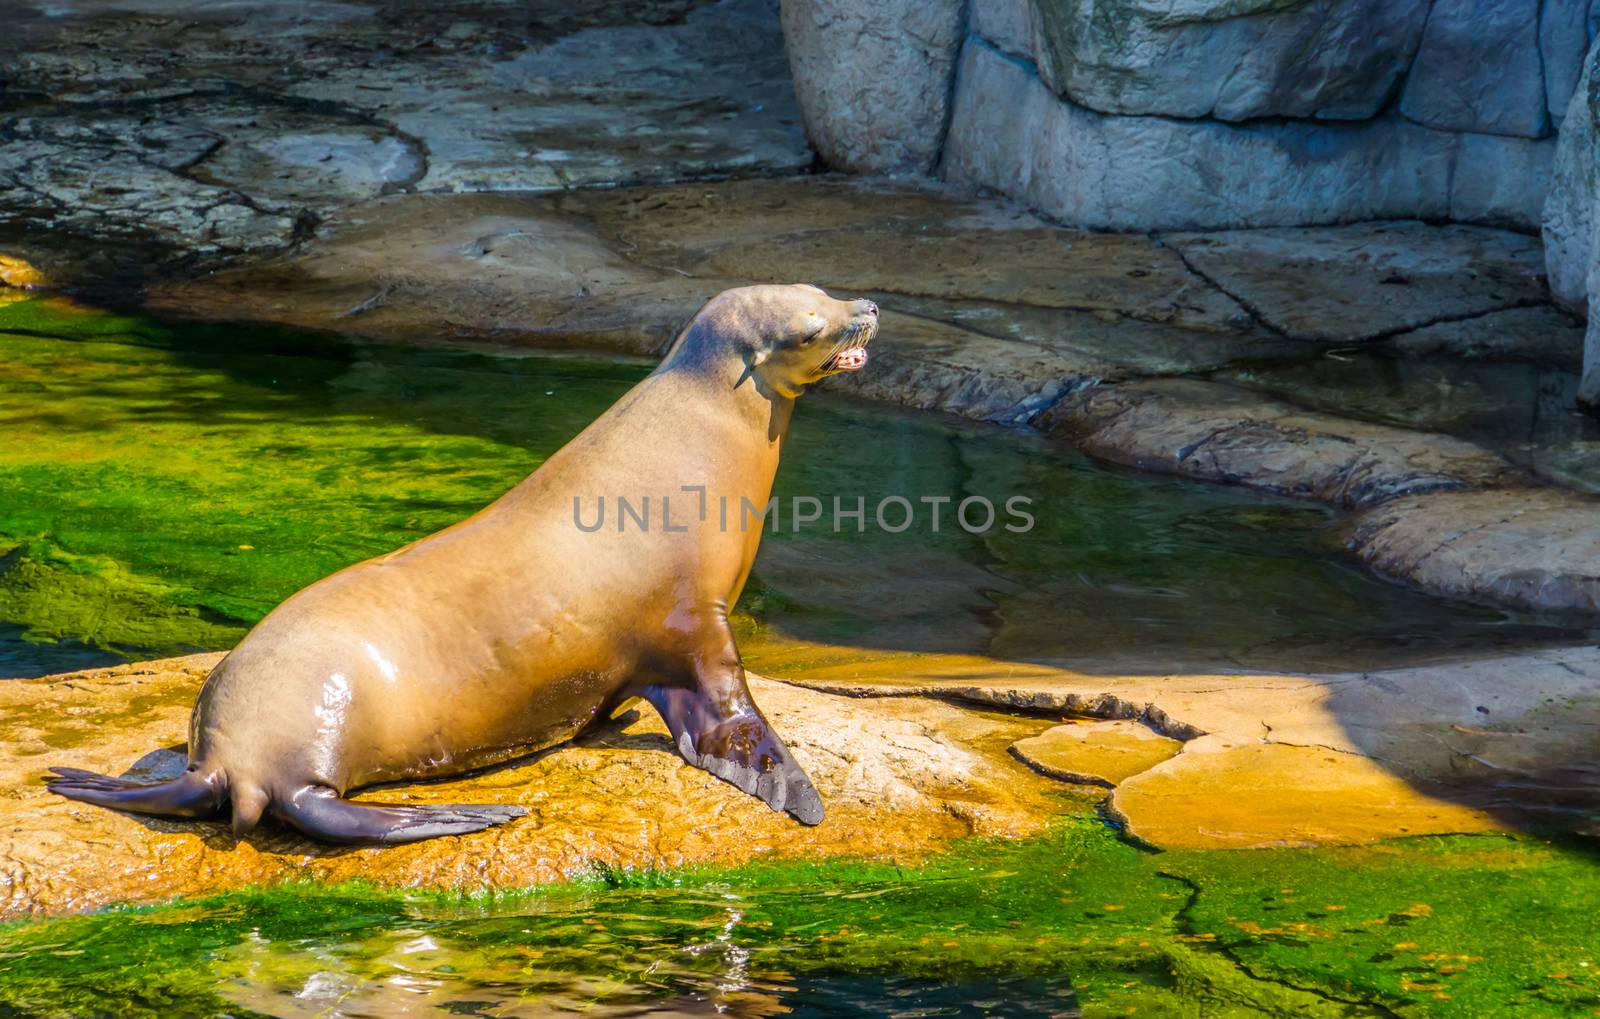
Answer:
203;899;1085;1018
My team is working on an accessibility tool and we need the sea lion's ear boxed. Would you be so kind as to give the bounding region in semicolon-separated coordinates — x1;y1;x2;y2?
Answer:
749;346;770;367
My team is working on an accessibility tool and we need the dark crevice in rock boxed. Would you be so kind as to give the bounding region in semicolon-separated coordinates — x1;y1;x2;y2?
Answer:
930;3;973;177
1153;235;1290;339
1159;870;1407;1019
1355;296;1555;346
775;680;1211;743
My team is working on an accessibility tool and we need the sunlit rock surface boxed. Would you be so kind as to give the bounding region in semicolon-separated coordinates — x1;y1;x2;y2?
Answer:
0;655;1067;918
1161;223;1549;344
8;642;1598;916
781;645;1600;849
1009;720;1181;787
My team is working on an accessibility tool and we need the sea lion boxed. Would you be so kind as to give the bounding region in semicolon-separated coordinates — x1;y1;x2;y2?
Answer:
47;283;878;844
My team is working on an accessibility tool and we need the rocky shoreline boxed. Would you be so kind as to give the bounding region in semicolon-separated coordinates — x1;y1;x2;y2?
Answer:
6;643;1595;918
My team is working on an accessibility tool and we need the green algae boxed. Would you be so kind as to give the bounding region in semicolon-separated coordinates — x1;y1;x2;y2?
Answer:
2;819;1595;1017
0;296;636;673
0;295;1588;678
1163;835;1600;1016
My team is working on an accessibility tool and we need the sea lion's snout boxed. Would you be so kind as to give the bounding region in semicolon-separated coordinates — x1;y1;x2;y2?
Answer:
820;300;878;374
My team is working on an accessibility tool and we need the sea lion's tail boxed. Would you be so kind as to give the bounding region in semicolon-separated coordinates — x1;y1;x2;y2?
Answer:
45;765;227;819
46;766;524;845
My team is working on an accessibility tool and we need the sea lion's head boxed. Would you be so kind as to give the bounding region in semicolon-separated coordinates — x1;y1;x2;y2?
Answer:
683;284;879;398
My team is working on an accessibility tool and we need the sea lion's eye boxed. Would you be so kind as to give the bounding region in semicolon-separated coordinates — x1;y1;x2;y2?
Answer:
803;316;826;343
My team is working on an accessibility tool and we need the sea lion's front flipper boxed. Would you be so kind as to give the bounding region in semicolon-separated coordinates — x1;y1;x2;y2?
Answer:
641;681;825;826
273;785;526;845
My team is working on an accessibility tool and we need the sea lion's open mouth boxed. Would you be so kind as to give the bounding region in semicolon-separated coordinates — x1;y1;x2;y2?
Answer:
820;317;876;374
824;346;869;372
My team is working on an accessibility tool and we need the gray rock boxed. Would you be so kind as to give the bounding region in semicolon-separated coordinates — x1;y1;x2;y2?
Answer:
971;0;1034;56
1038;378;1521;509
1;0;812;269
1544;50;1598;312
1548;44;1600;403
1400;0;1549;139
296;0;812;192
1029;0;1430;122
940;42;1555;230
1386;306;1586;371
1163;222;1550;343
1523;440;1600;492
1448;129;1562;225
0;115;298;259
1540;0;1600;123
882;294;1295;376
1346;488;1600;614
943;40;1556;231
780;0;965;174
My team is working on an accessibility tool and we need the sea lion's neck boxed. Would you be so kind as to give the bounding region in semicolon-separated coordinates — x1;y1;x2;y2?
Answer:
657;331;797;444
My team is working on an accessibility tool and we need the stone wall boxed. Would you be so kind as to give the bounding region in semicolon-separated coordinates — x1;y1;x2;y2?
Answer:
1545;42;1600;403
782;0;1600;399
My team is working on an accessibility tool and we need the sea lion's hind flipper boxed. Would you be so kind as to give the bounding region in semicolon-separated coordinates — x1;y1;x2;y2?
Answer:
45;766;223;818
273;786;526;845
641;685;825;826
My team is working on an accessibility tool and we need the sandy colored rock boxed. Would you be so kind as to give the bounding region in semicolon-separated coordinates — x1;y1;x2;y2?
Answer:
781;644;1600;847
0;654;1065;919
1009;720;1181;787
145;175;1249;415
1163;222;1550;343
1039;377;1521;509
1109;739;1505;850
149;192;715;354
1345;487;1600;614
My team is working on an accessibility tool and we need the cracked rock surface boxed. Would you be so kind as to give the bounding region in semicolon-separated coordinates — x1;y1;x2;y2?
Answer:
786;644;1600;850
1;0;810;273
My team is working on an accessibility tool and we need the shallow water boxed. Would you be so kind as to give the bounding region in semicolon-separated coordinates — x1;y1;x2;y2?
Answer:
3;818;1596;1017
0;295;1588;679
